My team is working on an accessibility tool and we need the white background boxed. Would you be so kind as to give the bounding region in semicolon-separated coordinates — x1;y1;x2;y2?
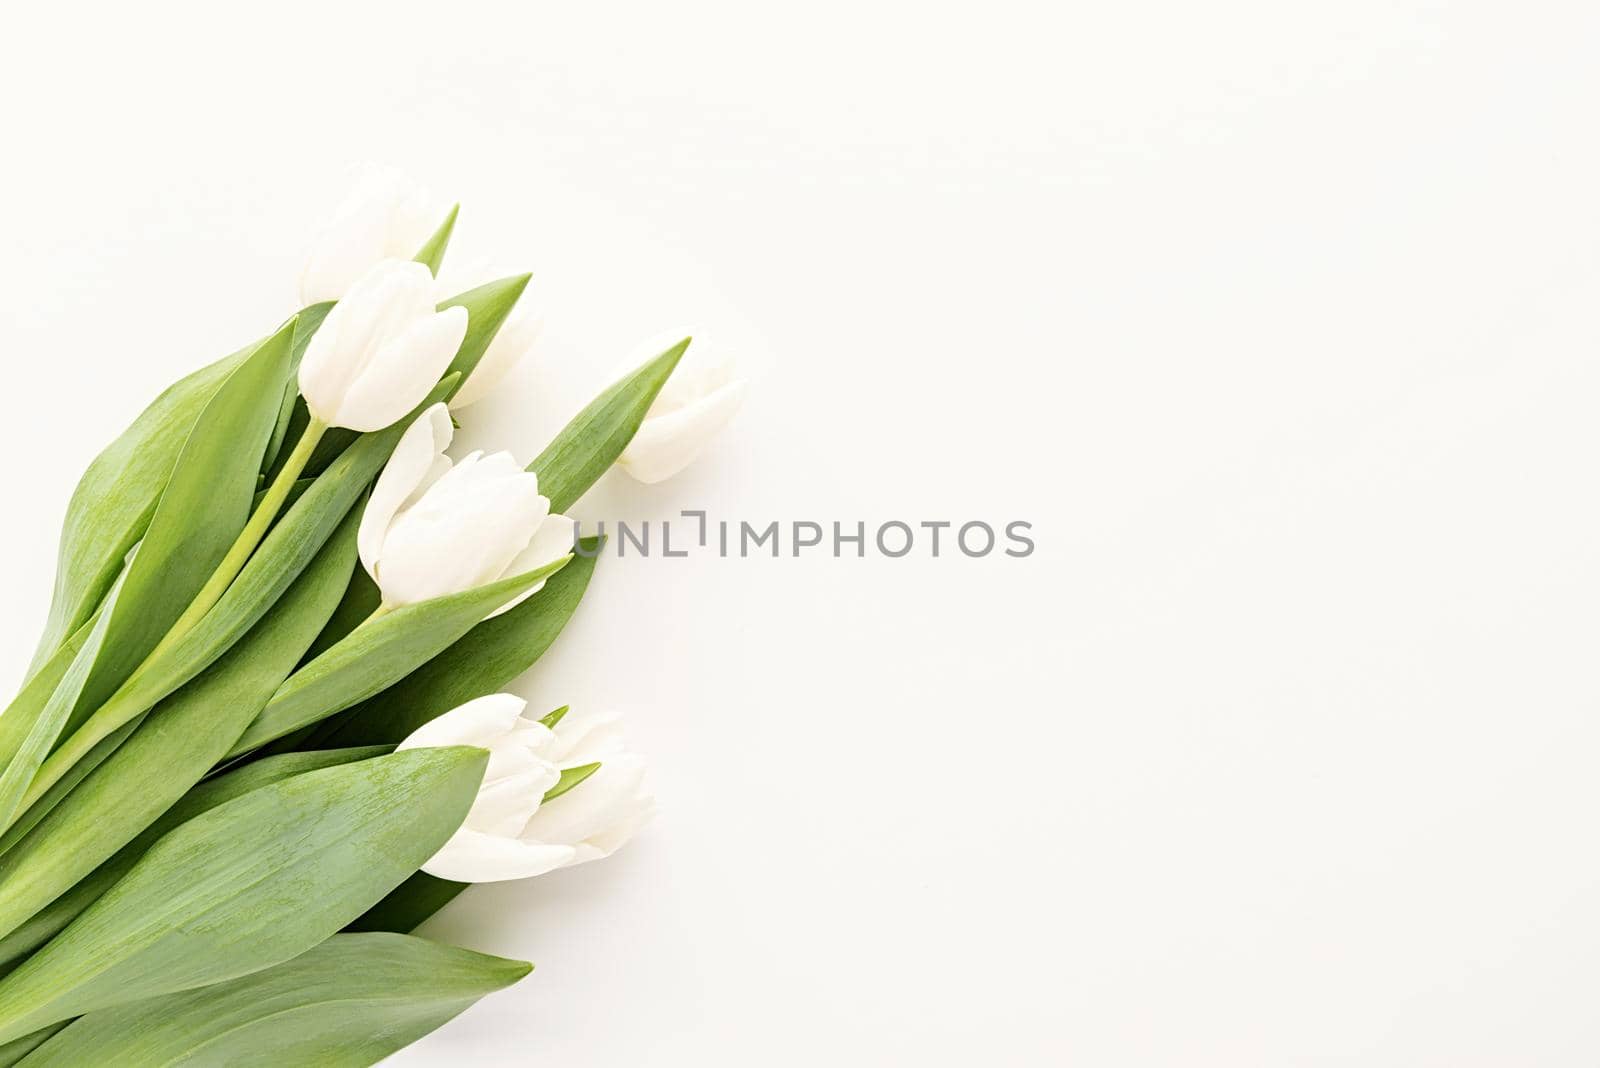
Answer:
2;1;1600;1064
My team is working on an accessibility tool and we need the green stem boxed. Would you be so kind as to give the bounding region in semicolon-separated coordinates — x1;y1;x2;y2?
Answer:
150;419;328;662
15;419;330;816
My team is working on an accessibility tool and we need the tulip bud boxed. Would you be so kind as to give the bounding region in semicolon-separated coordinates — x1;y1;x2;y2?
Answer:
298;260;469;433
616;335;748;483
433;260;543;409
299;165;452;305
359;403;575;614
397;694;654;882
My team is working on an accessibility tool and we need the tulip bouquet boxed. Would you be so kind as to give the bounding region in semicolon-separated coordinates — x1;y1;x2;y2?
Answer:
0;169;745;1065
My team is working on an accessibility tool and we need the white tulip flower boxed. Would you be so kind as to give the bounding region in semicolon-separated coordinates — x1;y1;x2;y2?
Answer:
398;694;655;883
299;165;452;305
616;336;748;484
359;403;575;614
433;260;543;410
298;260;469;433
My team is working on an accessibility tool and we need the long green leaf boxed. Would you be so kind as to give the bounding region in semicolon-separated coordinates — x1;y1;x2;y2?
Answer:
0;326;296;830
0;511;362;944
28;379;460;805
0;746;388;976
347;872;467;934
261;302;335;477
530;337;689;512
228;555;573;757
0;319;295;831
22;933;528;1067
0;747;487;1042
440;274;530;390
320;539;600;748
0;1022;63;1066
26;345;251;676
0;614;98;784
73;320;295;717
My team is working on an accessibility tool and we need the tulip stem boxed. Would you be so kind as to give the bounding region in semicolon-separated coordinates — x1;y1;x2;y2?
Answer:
10;419;334;821
150;419;330;662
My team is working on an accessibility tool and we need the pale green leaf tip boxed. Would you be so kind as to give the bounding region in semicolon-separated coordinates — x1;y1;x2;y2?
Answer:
414;204;460;275
543;761;601;803
539;705;570;729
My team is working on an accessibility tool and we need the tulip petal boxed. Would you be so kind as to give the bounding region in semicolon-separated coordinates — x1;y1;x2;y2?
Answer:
359;404;454;579
545;715;628;765
617;378;748;484
395;693;527;752
486;513;577;618
335;305;469;432
299;167;449;305
522;753;652;859
371;458;547;609
463;764;560;837
421;828;576;883
452;308;543;409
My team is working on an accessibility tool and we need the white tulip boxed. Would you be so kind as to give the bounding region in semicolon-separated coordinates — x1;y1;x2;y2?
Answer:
616;336;748;483
299;165;452;305
359;403;575;614
298;260;469;433
398;694;655;883
433;260;543;410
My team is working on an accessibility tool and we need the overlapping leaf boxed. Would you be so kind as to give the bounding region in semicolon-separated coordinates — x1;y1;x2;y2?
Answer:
0;747;486;1043
530;337;688;512
0;320;294;833
0;746;388;976
26;344;253;677
0;510;362;943
228;555;573;757
20;933;528;1067
23;379;459;808
321;540;600;748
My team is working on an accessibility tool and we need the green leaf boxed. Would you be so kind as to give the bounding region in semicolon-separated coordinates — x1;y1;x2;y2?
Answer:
0;615;98;786
0;319;295;831
22;932;528;1067
0;747;487;1042
413;204;460;275
75;319;295;716
302;569;380;665
26;379;461;807
0;747;388;977
1;317;293;827
438;274;532;394
316;541;600;748
346;872;468;935
0;1022;63;1066
0;325;295;831
26;344;252;676
228;554;574;757
543;761;601;803
530;338;689;512
0;510;362;945
261;302;335;477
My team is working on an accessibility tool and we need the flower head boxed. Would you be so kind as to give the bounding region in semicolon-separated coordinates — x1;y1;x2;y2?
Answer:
616;335;747;483
299;165;451;305
433;258;543;409
359;403;574;613
298;260;468;432
398;694;655;882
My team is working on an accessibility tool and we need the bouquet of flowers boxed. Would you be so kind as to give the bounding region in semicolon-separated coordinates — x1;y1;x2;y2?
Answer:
0;168;746;1065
